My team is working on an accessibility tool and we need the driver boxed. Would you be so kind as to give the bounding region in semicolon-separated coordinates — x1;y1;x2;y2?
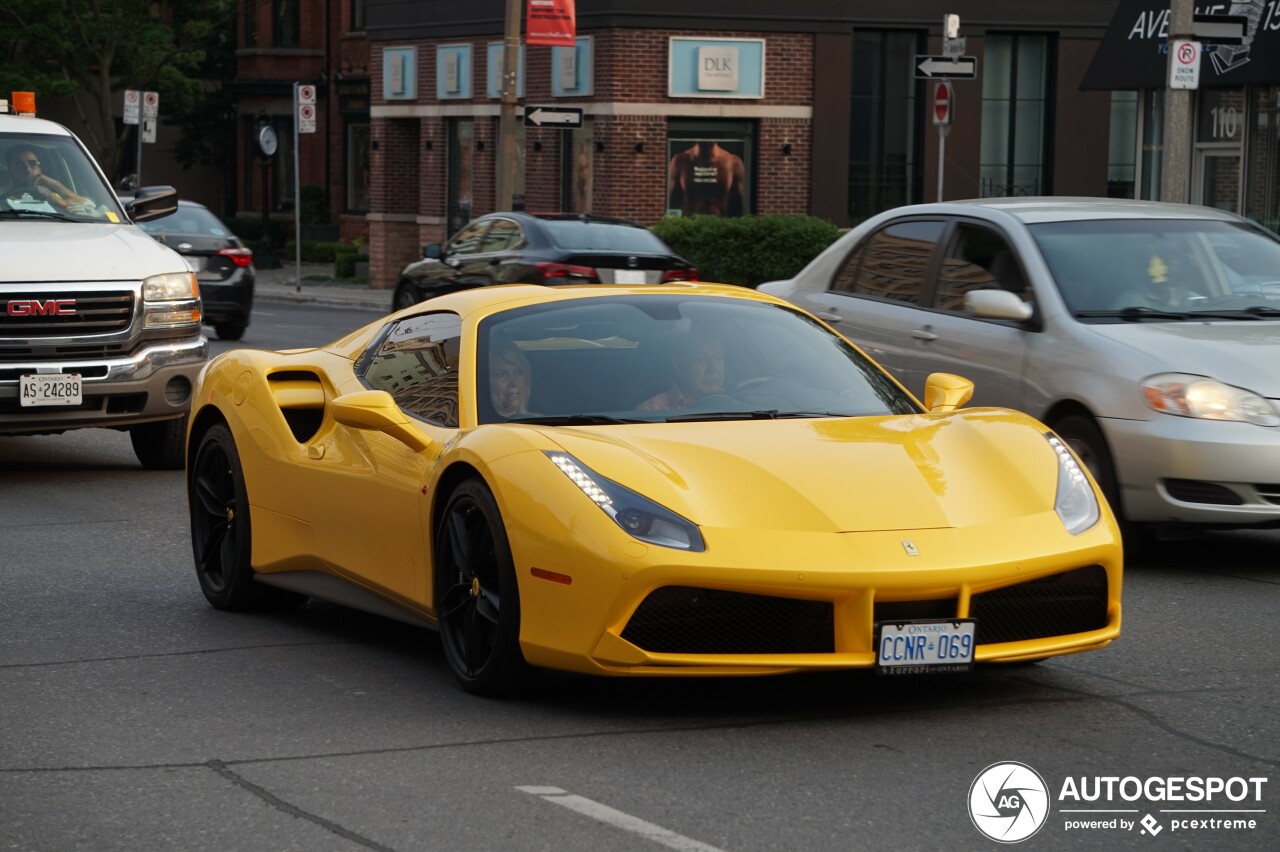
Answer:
637;331;725;410
4;145;93;212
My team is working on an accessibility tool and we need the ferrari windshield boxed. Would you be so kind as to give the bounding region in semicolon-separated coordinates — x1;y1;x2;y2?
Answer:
476;294;918;424
1029;218;1280;320
0;131;123;222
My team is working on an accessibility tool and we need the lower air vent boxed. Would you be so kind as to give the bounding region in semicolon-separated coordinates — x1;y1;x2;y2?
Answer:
970;565;1109;645
1255;483;1280;506
621;586;833;654
1164;479;1244;506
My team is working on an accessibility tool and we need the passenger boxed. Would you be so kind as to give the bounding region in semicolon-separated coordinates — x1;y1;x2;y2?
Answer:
489;341;535;419
3;146;92;211
637;331;726;410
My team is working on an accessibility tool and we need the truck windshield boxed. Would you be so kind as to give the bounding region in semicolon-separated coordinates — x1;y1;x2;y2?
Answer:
1;132;124;222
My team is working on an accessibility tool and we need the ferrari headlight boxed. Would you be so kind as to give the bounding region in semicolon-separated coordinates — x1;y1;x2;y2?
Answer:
545;452;705;552
1141;373;1280;427
1046;434;1100;535
142;272;200;302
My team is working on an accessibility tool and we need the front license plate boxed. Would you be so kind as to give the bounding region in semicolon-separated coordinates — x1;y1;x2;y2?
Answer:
20;373;83;407
613;269;647;284
876;619;976;675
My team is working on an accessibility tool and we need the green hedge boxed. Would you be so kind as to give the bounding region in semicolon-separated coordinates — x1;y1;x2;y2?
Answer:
282;240;363;264
651;214;841;287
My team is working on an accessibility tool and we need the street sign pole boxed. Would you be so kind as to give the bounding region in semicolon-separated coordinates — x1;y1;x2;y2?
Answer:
496;0;522;211
293;82;302;292
1162;0;1194;203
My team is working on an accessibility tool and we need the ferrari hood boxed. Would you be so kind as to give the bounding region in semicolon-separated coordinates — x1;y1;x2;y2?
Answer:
539;412;1059;533
1;221;187;283
1089;321;1280;397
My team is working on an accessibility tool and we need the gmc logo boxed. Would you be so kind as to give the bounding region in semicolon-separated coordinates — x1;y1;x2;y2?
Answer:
8;299;76;316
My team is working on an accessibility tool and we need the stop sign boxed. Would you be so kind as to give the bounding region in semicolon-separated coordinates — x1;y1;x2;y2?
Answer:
933;81;953;126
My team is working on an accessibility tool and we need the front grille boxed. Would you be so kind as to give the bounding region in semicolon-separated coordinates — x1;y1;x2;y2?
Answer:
875;598;957;623
1164;479;1244;506
621;586;834;654
1256;483;1280;506
0;291;134;338
970;565;1109;645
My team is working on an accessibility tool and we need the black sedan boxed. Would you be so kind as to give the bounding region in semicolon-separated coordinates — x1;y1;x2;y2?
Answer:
134;200;255;340
392;212;698;310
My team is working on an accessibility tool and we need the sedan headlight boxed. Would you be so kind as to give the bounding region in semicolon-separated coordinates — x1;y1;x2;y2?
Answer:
546;452;705;552
1141;373;1280;427
1046;434;1100;535
142;272;200;302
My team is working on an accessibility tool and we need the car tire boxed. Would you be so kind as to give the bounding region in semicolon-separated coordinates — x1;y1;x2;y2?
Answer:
434;478;530;696
214;321;247;341
393;282;419;311
189;423;306;610
130;416;187;470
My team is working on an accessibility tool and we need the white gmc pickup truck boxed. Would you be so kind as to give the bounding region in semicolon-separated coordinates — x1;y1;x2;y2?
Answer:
0;101;207;469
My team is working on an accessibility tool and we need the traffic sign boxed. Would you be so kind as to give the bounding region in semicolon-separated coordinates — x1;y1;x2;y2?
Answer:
141;117;157;144
1170;40;1202;90
123;90;140;125
523;106;584;128
297;83;316;105
942;37;966;58
914;55;977;79
143;90;159;119
1192;13;1248;45
298;102;317;134
933;81;953;126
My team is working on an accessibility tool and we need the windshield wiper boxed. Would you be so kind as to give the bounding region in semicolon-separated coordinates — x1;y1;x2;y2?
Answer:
0;209;79;222
505;414;648;425
666;409;783;422
1075;306;1195;321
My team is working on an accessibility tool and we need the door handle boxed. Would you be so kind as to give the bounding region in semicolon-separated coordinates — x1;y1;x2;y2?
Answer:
911;328;938;341
816;311;842;322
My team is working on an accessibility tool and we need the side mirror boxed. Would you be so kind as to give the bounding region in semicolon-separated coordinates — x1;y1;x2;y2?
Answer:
923;372;974;413
423;243;443;260
964;289;1035;322
124;185;178;223
331;389;435;453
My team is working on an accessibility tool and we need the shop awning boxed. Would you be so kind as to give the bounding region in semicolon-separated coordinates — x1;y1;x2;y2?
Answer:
1082;0;1280;90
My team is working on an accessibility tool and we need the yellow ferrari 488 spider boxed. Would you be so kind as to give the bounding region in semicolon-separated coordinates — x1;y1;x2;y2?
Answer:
186;283;1122;695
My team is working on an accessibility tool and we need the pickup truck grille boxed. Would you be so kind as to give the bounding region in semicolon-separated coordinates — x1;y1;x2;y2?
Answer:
0;291;134;338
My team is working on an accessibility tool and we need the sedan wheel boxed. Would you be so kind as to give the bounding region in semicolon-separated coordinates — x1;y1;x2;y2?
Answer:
435;479;529;695
189;424;303;610
393;283;419;311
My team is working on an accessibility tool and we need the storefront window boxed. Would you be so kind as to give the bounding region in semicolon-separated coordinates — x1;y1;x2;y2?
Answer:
562;119;594;213
849;30;923;222
1108;91;1138;198
346;122;370;213
1139;89;1164;201
272;0;299;48
666;120;754;217
980;33;1052;198
446;118;474;235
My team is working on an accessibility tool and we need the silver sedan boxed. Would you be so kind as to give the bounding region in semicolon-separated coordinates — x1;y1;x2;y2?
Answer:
761;198;1280;531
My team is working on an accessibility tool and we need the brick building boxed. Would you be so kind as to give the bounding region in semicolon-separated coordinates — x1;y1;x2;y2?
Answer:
361;1;1126;291
233;0;372;243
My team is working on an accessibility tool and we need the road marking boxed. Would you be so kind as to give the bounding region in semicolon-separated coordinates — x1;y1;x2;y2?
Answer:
516;786;727;852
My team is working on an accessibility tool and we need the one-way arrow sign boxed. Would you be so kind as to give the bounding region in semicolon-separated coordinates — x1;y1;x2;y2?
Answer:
523;106;584;128
914;55;977;79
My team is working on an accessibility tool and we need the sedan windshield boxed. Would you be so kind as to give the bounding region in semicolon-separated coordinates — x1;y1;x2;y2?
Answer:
0;131;123;222
476;294;918;424
1029;218;1280;320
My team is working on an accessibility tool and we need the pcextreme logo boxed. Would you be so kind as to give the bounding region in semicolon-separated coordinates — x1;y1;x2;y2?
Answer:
968;763;1270;842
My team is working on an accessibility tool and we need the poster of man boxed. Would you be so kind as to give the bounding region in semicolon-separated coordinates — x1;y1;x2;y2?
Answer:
666;139;748;217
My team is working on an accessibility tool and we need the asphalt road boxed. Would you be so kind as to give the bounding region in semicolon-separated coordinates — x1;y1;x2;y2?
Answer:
1;301;1277;851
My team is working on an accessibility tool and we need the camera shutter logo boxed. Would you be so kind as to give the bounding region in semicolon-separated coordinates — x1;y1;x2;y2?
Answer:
969;761;1051;843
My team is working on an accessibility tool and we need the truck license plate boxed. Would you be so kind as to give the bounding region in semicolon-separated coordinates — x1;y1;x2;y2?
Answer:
876;619;976;675
20;373;83;407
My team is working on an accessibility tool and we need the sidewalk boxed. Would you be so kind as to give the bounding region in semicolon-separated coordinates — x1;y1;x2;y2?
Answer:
252;262;393;312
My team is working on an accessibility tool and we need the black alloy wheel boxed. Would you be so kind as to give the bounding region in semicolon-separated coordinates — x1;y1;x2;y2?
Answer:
393;282;419;311
189;423;303;609
434;479;529;695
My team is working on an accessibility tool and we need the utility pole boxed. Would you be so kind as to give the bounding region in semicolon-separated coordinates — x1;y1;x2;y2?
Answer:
496;0;522;211
1160;0;1193;203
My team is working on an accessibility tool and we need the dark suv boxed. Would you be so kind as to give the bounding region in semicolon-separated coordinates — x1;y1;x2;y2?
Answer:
392;212;698;310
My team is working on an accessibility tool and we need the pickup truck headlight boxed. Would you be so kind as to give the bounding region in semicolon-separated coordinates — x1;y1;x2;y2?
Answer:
142;272;201;328
546;452;705;552
1142;373;1280;427
1046;434;1100;535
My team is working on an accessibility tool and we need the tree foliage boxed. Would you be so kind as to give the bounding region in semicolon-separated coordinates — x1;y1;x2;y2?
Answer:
0;0;237;180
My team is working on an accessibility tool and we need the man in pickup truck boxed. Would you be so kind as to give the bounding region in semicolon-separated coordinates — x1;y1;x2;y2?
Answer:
3;145;94;213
